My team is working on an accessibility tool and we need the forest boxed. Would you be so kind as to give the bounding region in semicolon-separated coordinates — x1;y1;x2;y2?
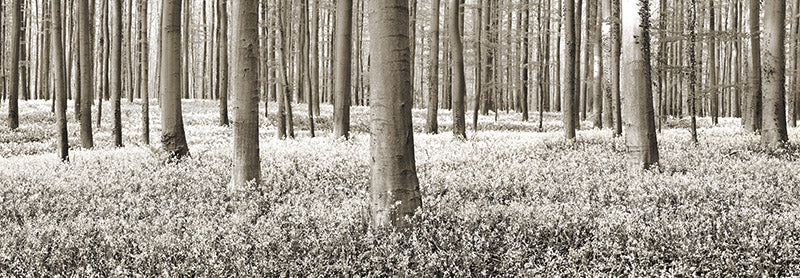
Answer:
1;0;799;275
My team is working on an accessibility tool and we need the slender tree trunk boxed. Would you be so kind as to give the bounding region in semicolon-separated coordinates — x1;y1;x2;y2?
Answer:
409;0;417;108
218;0;230;126
760;0;788;147
8;0;20;129
592;0;603;129
472;0;482;131
78;0;94;148
333;0;353;139
622;0;658;168
709;0;718;125
52;0;68;161
230;0;261;187
563;0;577;139
112;0;123;147
794;0;800;126
141;0;150;144
688;0;698;143
302;0;315;137
611;0;621;136
451;0;466;139
367;0;422;229
161;0;190;158
521;0;529;122
310;0;320;116
426;0;440;134
746;0;762;132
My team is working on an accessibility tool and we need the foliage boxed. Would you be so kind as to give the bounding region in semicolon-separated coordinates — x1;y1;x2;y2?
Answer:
1;100;799;276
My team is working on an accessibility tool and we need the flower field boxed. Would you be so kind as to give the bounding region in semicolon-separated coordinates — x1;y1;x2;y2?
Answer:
1;100;800;276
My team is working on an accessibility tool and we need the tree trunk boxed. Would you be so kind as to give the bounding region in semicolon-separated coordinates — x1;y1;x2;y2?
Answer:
218;0;230;126
367;0;422;229
450;0;466;139
310;0;320;116
794;0;800;126
472;0;482;130
230;0;261;187
592;0;603;129
709;0;718;125
521;0;529;122
112;0;123;147
8;0;21;129
426;0;440;134
333;0;353;139
52;0;68;161
621;0;658;168
760;0;788;147
141;0;150;145
78;0;94;148
746;0;762;132
160;0;190;158
563;0;577;139
611;0;621;136
688;0;698;143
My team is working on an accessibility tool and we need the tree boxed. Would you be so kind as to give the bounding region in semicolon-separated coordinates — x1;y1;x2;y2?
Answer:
521;0;529;122
140;0;150;145
8;0;21;129
563;0;577;139
52;0;68;161
425;0;440;134
333;0;353;139
745;0;762;132
231;0;261;187
610;0;621;136
367;0;422;229
472;0;482;131
450;0;466;139
709;0;718;125
218;0;230;126
621;0;658;168
760;0;788;147
688;0;698;143
591;0;603;129
112;0;123;147
78;0;94;148
161;0;190;158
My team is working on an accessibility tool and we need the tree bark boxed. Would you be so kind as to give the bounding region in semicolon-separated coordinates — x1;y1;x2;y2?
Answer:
231;0;261;187
521;0;529;122
141;0;150;145
78;0;94;148
611;0;621;136
563;0;577;139
450;0;466;139
592;0;603;129
8;0;21;129
52;0;69;161
426;0;440;134
333;0;353;139
622;0;658;168
760;0;788;147
367;0;422;229
218;0;230;126
160;0;190;158
746;0;762;132
112;0;123;147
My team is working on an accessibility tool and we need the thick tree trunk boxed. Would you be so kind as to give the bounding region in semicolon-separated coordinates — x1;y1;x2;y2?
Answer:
746;0;762;132
112;0;123;147
231;0;261;187
160;0;190;158
760;0;788;147
78;0;94;148
333;0;353;139
425;0;440;134
563;0;577;139
621;0;658;168
8;0;21;129
218;0;230;126
367;0;422;229
52;0;68;161
450;0;466;139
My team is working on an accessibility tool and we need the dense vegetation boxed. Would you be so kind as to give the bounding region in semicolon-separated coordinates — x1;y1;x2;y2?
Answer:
2;101;799;276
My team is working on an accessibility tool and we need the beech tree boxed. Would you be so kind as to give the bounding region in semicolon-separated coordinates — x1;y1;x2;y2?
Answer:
745;0;762;132
367;0;422;229
112;0;123;147
621;0;658;167
231;0;261;187
450;0;466;139
161;0;190;158
218;0;230;126
333;0;353;139
563;0;577;139
8;0;21;130
760;0;788;147
52;0;68;161
78;0;93;148
426;0;440;134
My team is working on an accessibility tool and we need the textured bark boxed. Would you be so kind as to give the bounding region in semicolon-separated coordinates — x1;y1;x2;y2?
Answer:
592;0;603;129
218;0;230;126
450;0;466;139
367;0;422;229
141;0;150;145
303;0;315;137
794;0;800;126
78;0;94;148
425;0;440;134
601;0;613;128
8;0;20;129
610;0;621;136
310;0;320;115
688;0;698;143
563;0;577;139
472;0;482;131
160;0;190;158
333;0;353;139
621;0;658;168
746;0;762;132
521;0;529;122
52;0;68;161
760;0;788;147
231;0;261;187
112;0;123;147
709;0;718;125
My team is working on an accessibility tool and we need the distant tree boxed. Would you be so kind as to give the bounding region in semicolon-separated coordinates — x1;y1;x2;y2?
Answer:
8;0;21;130
760;0;788;148
472;0;482;131
140;0;150;145
218;0;230;126
367;0;422;229
52;0;68;161
112;0;123;147
161;0;190;158
231;0;261;187
745;0;762;132
78;0;94;148
591;0;603;129
621;0;658;168
520;0;529;122
450;0;466;139
687;0;698;143
610;0;621;136
563;0;577;140
333;0;353;139
426;0;440;134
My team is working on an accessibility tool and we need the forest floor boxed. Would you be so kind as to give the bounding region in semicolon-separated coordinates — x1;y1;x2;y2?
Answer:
1;100;800;276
